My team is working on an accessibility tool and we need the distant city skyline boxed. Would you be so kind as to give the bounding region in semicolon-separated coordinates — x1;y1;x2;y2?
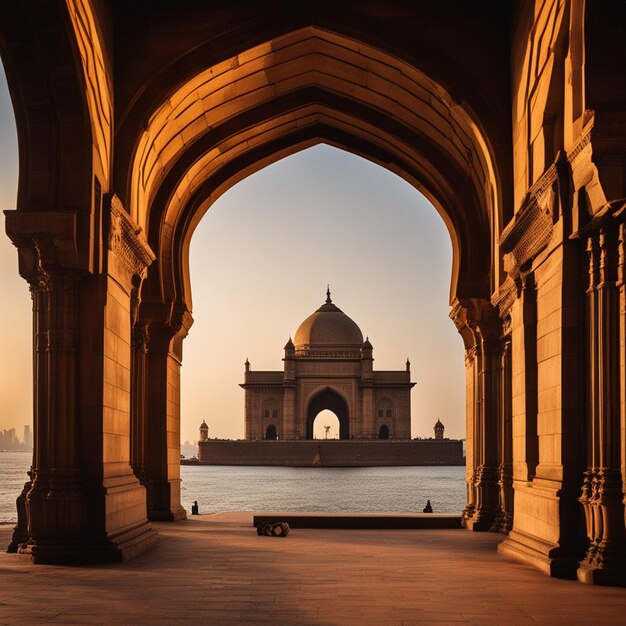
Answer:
0;425;32;451
0;63;465;445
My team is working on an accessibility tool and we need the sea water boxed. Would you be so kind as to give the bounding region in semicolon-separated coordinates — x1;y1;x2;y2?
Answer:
0;451;465;522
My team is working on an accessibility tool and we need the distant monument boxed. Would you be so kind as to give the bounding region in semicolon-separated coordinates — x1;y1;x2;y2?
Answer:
241;288;415;440
196;290;464;467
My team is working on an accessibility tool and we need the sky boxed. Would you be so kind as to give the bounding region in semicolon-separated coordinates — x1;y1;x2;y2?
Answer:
0;62;465;445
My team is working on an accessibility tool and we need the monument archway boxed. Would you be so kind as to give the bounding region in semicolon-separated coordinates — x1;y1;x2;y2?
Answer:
2;0;625;586
306;390;350;441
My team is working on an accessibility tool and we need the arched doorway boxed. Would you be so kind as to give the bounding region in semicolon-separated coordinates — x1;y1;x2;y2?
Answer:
378;424;390;440
306;389;349;440
265;424;277;440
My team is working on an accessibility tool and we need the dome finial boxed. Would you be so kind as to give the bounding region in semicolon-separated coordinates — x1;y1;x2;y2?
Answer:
326;284;332;304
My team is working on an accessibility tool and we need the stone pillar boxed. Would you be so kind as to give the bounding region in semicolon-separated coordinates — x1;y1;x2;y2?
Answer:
463;345;478;521
468;328;500;531
143;308;192;521
130;320;149;484
5;206;157;564
361;386;374;439
451;299;500;529
577;224;626;585
510;274;539;486
499;238;585;579
491;334;513;533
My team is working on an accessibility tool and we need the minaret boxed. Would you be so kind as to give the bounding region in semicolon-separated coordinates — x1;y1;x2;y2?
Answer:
361;336;374;439
434;419;445;440
199;420;209;442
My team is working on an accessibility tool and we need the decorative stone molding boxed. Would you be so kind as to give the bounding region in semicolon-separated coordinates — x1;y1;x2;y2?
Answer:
490;276;518;323
4;210;81;283
107;195;155;284
499;163;558;272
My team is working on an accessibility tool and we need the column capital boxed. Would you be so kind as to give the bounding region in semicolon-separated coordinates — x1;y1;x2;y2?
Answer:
5;210;82;285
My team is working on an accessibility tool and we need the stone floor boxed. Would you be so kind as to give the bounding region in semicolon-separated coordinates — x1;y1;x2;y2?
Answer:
0;514;624;626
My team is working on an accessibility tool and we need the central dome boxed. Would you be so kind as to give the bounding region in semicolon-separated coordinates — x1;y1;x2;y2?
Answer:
293;289;364;350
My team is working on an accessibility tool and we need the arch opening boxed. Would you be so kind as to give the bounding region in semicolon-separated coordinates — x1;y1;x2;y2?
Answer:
265;424;277;440
378;424;390;440
306;389;349;440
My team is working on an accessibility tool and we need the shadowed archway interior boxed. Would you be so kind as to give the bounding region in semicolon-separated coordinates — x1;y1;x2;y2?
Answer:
306;389;349;440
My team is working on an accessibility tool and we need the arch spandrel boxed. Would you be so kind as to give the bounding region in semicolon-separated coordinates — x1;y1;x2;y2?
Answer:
129;28;501;234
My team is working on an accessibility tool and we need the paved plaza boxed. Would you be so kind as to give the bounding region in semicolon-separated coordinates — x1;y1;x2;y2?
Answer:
0;514;624;626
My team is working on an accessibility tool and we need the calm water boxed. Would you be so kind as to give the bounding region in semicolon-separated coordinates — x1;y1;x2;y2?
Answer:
0;451;465;522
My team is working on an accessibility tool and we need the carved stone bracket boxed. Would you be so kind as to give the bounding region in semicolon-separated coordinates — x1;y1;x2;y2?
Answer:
490;276;518;327
5;210;81;284
107;195;155;285
500;165;558;273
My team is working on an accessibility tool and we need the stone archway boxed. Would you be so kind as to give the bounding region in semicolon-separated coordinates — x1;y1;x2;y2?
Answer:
2;0;625;586
378;425;390;440
306;389;349;441
265;424;277;441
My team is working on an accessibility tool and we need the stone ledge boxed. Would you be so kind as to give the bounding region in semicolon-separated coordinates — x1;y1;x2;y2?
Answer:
253;512;462;529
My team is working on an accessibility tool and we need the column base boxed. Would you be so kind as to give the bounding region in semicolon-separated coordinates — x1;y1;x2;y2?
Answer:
462;506;496;532
22;520;158;565
148;505;187;522
498;530;579;579
577;562;626;587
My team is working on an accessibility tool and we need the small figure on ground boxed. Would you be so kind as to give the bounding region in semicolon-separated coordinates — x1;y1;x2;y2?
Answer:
423;499;433;513
257;521;290;537
191;500;199;515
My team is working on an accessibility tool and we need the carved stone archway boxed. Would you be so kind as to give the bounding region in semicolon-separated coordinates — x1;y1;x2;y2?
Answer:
1;0;625;587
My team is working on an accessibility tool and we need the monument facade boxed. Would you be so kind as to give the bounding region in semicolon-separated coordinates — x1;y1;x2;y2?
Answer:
241;289;414;441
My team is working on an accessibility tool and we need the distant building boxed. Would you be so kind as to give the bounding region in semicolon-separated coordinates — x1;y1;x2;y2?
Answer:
23;425;32;449
434;420;445;440
199;421;209;442
240;289;415;440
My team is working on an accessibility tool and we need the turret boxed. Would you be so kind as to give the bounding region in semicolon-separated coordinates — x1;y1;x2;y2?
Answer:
361;336;373;380
434;419;444;440
283;337;295;380
199;420;209;442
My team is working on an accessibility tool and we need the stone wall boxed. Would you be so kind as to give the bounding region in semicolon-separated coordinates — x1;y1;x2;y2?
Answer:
197;439;464;467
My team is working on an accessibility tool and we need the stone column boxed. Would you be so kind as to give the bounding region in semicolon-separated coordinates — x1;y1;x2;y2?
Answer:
577;224;626;585
491;334;513;533
468;327;500;531
5;206;157;564
143;307;192;521
451;299;500;529
463;345;478;522
130;320;150;484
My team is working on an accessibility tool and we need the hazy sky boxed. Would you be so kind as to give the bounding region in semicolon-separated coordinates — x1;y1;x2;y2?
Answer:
0;62;465;445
